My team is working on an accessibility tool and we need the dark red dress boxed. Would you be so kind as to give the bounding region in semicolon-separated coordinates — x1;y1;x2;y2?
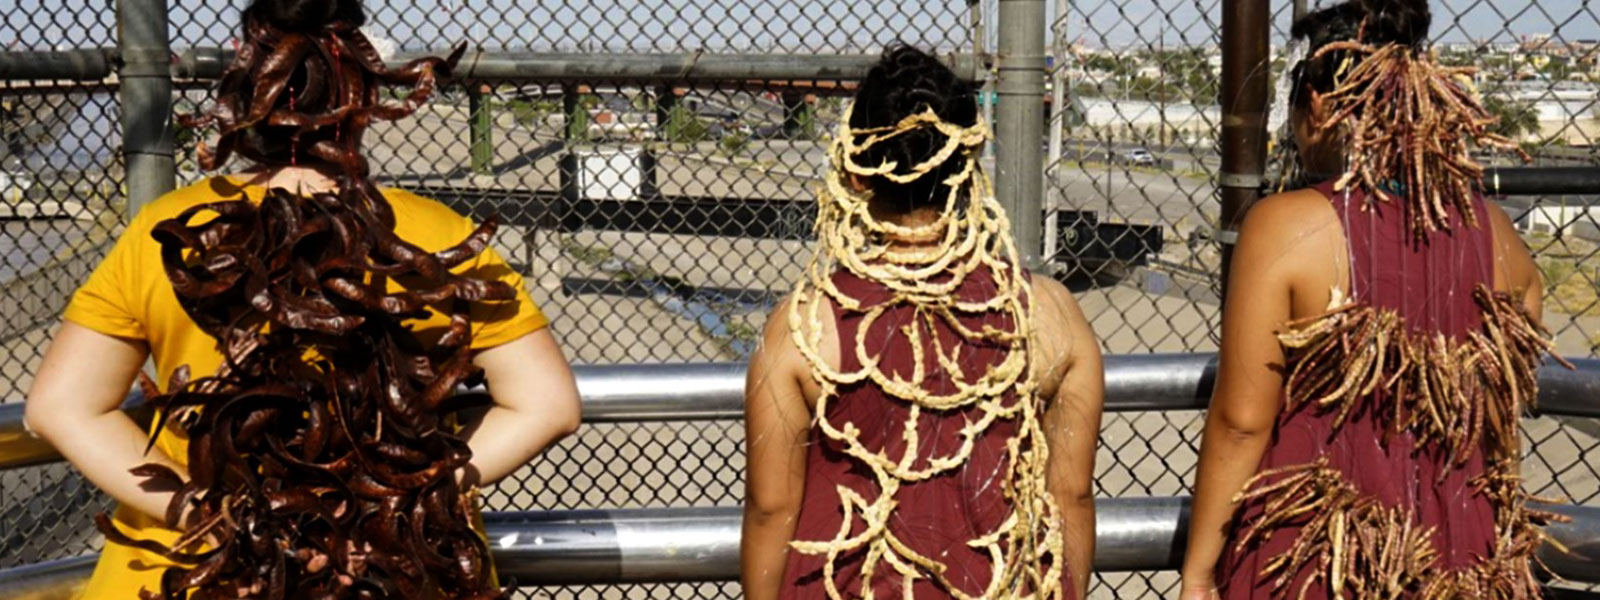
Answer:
780;267;1076;599
1218;181;1550;598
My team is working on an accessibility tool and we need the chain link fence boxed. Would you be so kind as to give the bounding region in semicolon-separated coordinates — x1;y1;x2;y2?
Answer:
0;0;129;577
1045;0;1600;596
0;1;1596;599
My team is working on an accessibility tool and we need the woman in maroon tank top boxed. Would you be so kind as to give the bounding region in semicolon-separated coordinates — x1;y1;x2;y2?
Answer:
740;46;1104;600
1180;1;1561;599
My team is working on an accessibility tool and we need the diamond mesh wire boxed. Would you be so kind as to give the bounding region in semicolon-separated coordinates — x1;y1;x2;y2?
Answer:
0;2;1597;599
1043;1;1600;597
0;1;127;570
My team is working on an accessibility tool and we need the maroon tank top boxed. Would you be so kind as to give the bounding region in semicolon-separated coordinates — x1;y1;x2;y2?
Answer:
779;266;1077;599
1218;181;1501;598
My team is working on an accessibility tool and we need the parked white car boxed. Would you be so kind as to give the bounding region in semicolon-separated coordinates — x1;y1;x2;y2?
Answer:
1119;147;1156;167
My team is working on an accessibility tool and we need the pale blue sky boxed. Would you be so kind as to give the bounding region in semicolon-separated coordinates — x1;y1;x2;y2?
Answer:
1055;0;1600;47
1;1;1594;51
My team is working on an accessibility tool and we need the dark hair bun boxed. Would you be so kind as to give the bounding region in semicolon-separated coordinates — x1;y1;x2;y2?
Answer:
853;45;977;131
849;45;978;210
1359;0;1430;46
247;0;366;33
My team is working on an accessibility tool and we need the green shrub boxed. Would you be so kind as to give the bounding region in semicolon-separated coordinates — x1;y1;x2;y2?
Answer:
664;104;710;144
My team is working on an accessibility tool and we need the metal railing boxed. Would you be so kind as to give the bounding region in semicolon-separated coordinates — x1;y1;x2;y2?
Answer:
0;48;990;84
6;355;1597;470
4;500;1594;596
4;1;1600;597
2;356;1598;594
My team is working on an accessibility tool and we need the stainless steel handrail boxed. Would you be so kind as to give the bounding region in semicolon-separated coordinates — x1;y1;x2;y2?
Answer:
5;356;1597;471
1;499;1595;592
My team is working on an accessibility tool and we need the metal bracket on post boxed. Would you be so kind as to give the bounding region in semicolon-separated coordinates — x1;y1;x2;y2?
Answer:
1217;172;1264;191
117;0;177;217
995;0;1049;271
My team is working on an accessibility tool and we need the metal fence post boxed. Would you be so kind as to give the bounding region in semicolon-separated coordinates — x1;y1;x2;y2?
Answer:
1217;0;1271;300
118;0;176;216
469;84;494;175
995;0;1048;269
1044;0;1072;263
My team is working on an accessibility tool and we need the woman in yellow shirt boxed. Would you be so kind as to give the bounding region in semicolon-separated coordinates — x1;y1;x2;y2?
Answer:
23;0;581;597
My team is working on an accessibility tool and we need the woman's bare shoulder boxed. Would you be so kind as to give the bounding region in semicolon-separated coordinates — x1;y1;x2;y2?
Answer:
1240;188;1340;239
1028;274;1095;387
1233;187;1346;279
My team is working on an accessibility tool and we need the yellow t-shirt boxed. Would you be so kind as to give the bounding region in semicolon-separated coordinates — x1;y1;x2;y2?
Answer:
64;176;546;598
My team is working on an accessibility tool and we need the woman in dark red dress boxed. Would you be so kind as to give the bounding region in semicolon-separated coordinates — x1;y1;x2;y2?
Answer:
1180;1;1561;598
740;46;1104;600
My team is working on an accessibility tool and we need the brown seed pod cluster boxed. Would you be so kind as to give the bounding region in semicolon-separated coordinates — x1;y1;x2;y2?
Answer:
1312;41;1530;240
1230;284;1568;599
95;10;514;600
1234;457;1562;600
1274;286;1570;471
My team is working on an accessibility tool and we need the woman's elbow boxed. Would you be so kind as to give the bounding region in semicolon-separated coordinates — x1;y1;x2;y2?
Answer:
551;404;581;438
745;497;801;525
532;392;582;444
1209;411;1274;442
1067;486;1094;510
22;399;68;442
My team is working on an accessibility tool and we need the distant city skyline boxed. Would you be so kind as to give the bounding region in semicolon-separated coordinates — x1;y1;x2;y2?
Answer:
1051;0;1600;48
2;1;1596;52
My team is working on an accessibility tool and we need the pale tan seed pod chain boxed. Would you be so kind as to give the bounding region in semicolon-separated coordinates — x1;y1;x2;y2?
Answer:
786;104;1065;599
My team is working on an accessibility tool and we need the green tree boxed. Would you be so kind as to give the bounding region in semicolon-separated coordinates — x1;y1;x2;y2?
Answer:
1483;94;1541;140
663;104;709;144
719;130;750;157
1084;54;1120;73
502;97;558;127
1540;57;1574;82
566;100;592;142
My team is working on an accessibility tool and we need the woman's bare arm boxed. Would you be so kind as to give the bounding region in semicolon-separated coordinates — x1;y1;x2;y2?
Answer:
25;323;179;522
1179;192;1321;598
741;300;812;600
461;329;581;486
1484;203;1544;322
1035;279;1104;600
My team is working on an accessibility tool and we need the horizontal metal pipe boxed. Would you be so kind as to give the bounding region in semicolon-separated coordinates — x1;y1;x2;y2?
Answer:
575;362;745;422
4;355;1596;470
1102;353;1215;411
1540;358;1600;419
174;48;986;83
1486;166;1600;197
3;499;1595;590
1541;502;1600;580
0;49;115;81
0;554;97;599
2;48;985;84
486;507;743;584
